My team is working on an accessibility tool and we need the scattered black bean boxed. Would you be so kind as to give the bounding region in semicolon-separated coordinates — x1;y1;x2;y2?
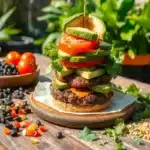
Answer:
56;132;64;139
5;123;13;129
36;120;42;126
10;130;18;137
25;108;31;114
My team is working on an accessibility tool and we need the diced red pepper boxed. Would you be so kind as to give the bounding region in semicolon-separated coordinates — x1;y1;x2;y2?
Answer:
39;126;47;132
11;110;17;118
33;130;41;137
13;121;21;128
18;109;25;115
4;128;10;135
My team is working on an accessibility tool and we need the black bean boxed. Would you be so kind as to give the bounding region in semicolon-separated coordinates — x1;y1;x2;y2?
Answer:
5;123;13;129
10;130;18;137
56;132;64;139
25;108;31;114
19;87;23;92
36;120;42;126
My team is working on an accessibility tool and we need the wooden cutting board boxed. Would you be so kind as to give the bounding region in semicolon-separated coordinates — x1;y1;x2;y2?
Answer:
29;94;136;129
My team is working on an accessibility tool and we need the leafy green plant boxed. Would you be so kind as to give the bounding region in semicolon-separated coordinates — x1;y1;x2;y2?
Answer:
0;7;21;42
94;0;150;57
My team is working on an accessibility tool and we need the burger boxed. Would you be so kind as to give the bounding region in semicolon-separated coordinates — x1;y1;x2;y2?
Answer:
44;13;115;112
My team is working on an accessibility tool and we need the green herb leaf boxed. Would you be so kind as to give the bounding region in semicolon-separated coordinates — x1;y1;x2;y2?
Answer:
132;138;145;145
78;126;97;141
37;14;58;21
42;5;64;15
51;59;62;72
115;119;127;136
0;7;16;30
117;143;126;150
142;109;150;119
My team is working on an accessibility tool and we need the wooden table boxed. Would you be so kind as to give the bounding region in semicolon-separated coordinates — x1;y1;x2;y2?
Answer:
0;54;150;150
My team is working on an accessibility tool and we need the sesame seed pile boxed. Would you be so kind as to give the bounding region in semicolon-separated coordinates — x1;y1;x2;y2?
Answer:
128;119;150;140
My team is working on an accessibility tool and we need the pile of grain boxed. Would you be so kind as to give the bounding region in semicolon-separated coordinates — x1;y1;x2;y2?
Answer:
128;119;150;140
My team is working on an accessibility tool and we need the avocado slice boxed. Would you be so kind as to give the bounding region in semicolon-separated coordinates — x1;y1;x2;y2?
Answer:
58;50;71;59
76;68;105;79
69;50;110;62
63;13;106;40
63;13;84;30
57;67;75;77
92;84;112;94
54;78;69;89
66;27;98;40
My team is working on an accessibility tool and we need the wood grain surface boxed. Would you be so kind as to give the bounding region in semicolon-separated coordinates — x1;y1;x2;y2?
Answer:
0;54;150;150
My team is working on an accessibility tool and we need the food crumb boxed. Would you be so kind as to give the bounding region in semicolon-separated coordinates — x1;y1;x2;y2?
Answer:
31;138;39;144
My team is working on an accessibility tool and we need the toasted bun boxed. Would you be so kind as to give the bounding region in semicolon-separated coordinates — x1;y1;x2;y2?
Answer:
52;98;112;112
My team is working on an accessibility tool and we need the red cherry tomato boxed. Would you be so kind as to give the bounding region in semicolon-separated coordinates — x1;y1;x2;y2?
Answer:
5;51;21;65
17;60;36;74
58;33;99;56
39;126;47;132
21;52;36;64
61;59;104;68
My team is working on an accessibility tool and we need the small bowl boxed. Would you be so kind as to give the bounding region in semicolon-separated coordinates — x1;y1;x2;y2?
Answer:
0;66;40;88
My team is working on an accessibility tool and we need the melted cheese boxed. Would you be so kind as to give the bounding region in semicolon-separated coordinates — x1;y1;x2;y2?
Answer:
70;88;91;98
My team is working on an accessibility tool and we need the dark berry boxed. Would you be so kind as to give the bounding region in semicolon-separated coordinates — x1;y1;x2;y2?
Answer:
12;126;19;132
6;88;11;94
5;123;13;129
25;108;31;114
10;130;18;137
36;120;42;126
19;87;23;92
56;132;64;139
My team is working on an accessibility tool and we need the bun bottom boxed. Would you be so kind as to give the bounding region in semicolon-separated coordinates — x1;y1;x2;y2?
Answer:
52;99;112;112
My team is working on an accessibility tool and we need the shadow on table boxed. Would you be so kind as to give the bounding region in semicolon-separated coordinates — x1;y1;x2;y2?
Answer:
120;65;150;83
39;75;51;83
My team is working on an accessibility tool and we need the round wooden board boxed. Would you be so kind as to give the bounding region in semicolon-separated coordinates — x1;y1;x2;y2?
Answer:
29;95;136;129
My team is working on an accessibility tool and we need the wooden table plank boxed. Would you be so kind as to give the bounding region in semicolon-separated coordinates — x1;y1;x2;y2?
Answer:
0;54;150;150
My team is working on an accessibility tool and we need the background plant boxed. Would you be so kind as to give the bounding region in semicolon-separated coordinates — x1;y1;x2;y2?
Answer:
0;7;21;42
93;0;150;58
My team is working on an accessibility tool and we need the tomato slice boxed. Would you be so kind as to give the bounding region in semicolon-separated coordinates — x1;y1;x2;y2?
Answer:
61;59;104;68
58;33;99;56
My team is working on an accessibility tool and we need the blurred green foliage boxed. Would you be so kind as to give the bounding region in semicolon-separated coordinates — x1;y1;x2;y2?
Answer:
0;7;21;42
94;0;150;57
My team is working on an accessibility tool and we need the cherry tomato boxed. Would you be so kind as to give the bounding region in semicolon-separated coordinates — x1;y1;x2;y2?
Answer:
21;52;36;64
61;59;104;68
58;33;99;56
5;51;21;65
17;60;36;74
